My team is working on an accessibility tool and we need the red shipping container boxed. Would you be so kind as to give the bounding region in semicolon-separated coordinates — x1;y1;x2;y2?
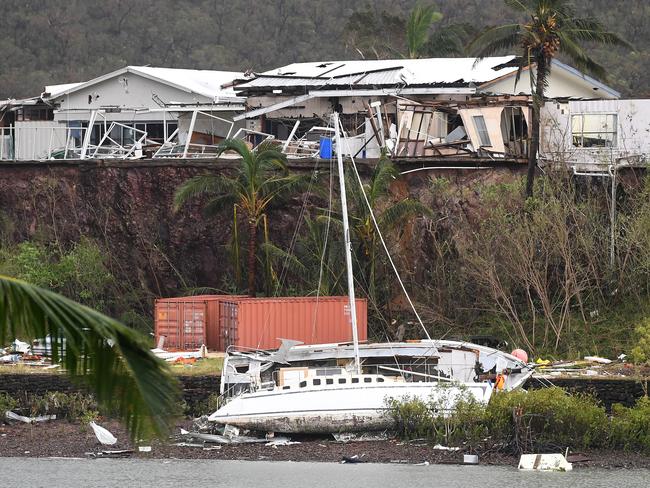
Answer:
154;295;246;350
219;296;368;351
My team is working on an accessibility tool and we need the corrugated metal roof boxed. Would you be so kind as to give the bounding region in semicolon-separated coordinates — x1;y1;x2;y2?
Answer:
130;66;242;99
237;56;519;90
44;82;85;97
45;66;243;101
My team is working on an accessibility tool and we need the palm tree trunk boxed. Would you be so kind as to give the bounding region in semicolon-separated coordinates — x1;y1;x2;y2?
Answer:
525;56;547;199
247;219;257;297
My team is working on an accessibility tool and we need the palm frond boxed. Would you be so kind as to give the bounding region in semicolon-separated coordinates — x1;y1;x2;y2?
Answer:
503;0;534;13
260;173;311;203
369;155;399;201
378;198;432;230
565;19;633;49
259;241;307;275
216;138;254;160
426;22;476;56
202;193;238;217
0;275;179;441
173;175;237;211
406;4;442;58
468;24;523;59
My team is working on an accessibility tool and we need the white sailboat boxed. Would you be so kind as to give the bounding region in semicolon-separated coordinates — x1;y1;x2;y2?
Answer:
208;113;531;433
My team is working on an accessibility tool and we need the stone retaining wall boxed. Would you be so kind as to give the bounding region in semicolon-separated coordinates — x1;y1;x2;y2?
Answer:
0;374;221;413
526;376;649;411
2;373;647;414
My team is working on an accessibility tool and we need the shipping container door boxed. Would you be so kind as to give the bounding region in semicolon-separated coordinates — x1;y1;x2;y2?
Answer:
219;301;238;351
181;302;205;349
155;301;181;348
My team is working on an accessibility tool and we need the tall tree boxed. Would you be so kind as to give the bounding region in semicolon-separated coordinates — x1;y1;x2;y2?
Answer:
0;275;178;441
173;139;303;296
469;0;631;198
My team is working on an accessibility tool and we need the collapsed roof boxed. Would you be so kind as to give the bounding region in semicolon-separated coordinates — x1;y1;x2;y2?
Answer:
235;56;522;93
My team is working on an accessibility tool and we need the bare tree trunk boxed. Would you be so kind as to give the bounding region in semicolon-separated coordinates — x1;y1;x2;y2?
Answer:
525;57;547;199
247;219;257;297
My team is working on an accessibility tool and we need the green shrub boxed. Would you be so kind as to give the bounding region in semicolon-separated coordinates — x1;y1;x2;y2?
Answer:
387;395;433;440
20;392;98;420
630;319;650;365
610;397;650;453
387;386;487;444
0;392;18;413
486;387;608;451
193;393;223;417
389;387;609;452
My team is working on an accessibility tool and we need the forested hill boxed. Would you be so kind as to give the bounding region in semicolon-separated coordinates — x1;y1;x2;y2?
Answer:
1;0;648;99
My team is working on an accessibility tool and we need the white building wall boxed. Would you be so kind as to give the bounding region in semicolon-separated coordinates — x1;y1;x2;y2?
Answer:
541;99;650;170
482;67;617;100
13;121;69;160
52;73;215;123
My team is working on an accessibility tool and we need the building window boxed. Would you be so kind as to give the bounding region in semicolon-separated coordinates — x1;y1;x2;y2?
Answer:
472;115;491;147
572;114;617;147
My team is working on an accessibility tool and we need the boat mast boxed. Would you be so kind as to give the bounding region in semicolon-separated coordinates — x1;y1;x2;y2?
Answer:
333;112;361;374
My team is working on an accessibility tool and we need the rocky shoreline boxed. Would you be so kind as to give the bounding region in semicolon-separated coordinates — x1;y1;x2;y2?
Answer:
1;420;649;469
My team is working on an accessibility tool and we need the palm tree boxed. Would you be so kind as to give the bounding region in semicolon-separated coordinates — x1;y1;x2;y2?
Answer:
469;0;631;198
174;139;303;296
346;154;432;301
0;275;178;440
406;4;443;59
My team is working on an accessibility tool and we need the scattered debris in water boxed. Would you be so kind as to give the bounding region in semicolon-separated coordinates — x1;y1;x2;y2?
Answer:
518;453;573;472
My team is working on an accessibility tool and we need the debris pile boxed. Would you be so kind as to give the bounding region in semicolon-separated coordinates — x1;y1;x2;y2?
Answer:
533;354;647;379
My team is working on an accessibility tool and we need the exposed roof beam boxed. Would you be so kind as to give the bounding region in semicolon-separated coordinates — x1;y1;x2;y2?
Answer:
234;87;476;121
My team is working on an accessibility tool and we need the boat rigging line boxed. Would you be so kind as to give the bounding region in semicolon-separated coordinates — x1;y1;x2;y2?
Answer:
339;120;434;344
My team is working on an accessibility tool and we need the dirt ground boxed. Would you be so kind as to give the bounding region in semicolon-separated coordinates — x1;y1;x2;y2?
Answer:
1;419;649;469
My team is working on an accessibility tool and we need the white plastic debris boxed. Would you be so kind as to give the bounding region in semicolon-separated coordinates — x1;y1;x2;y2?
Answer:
584;356;612;364
138;446;152;452
265;437;300;447
518;453;573;472
11;339;31;354
432;444;460;451
90;422;117;445
6;411;56;423
464;454;479;464
223;424;240;439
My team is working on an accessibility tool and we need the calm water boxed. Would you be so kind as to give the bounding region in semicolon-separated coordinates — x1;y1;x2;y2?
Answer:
2;458;648;488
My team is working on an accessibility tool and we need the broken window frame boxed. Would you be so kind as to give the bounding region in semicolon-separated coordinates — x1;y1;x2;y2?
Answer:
472;115;492;147
571;113;617;148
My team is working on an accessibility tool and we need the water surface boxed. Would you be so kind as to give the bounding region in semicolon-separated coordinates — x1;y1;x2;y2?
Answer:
2;457;647;488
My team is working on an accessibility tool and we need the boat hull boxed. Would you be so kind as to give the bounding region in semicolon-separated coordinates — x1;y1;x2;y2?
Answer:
209;381;492;433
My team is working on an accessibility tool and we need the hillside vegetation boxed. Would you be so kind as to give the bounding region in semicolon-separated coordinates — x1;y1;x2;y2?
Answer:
0;0;647;99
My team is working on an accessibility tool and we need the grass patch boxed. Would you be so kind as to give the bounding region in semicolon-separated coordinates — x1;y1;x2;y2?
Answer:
168;356;223;376
0;364;63;375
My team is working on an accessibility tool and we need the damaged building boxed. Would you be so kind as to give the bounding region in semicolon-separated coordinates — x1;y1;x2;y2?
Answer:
2;66;246;160
540;98;650;173
231;56;620;162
